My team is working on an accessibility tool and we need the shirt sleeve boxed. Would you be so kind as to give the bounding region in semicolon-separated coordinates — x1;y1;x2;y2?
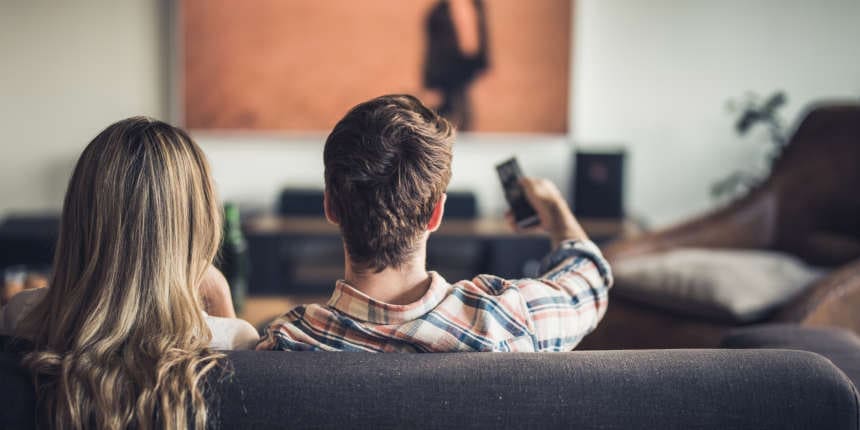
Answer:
255;307;318;351
513;239;613;351
255;317;283;350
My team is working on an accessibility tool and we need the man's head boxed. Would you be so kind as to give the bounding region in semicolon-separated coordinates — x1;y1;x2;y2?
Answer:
324;94;454;272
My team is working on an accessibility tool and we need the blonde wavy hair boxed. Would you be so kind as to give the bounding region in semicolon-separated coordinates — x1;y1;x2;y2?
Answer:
19;117;224;429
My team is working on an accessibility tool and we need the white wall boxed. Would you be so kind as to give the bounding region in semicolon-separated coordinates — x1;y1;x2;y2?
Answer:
572;0;860;225
0;0;164;215
199;132;573;218
2;0;859;226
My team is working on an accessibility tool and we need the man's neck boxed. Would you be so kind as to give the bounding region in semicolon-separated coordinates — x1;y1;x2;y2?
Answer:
343;240;432;306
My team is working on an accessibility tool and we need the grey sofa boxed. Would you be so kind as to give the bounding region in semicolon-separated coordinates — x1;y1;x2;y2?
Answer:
723;323;860;388
2;343;858;429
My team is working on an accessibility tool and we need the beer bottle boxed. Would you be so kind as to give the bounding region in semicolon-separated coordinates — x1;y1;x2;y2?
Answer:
218;202;249;314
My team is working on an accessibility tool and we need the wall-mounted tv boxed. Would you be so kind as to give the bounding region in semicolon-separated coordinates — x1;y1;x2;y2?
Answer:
180;0;572;134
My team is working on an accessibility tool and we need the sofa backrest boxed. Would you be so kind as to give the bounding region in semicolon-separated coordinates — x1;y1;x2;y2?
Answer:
2;349;858;429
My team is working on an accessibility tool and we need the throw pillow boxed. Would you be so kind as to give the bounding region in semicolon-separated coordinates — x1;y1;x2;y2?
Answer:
612;248;826;323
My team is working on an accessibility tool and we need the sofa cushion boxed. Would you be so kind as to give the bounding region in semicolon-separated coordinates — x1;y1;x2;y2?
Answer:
612;248;825;323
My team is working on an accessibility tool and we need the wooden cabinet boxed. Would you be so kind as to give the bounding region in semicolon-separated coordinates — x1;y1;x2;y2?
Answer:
244;215;638;294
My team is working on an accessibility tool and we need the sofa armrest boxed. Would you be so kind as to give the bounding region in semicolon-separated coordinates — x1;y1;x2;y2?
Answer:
603;190;777;261
212;349;859;429
775;258;860;333
722;323;860;388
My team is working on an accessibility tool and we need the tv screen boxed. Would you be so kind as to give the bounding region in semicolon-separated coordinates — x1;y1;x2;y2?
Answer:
181;0;572;134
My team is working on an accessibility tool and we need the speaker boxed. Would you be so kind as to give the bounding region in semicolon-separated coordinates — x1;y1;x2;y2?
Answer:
278;188;325;216
443;191;478;219
572;150;625;218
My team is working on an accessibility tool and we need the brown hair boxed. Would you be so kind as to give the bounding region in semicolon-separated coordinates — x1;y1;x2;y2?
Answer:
324;94;454;272
20;117;223;429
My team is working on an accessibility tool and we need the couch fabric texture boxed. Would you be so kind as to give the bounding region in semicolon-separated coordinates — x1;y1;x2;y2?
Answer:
1;346;858;429
723;323;860;388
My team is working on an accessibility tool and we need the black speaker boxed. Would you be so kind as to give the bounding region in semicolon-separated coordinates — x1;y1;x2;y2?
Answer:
443;191;478;219
572;150;625;218
278;188;325;216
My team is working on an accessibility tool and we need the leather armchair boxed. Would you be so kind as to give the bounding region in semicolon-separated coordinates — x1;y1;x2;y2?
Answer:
580;103;860;349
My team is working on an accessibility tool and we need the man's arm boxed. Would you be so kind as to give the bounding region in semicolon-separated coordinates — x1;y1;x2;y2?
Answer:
505;178;613;350
506;177;589;247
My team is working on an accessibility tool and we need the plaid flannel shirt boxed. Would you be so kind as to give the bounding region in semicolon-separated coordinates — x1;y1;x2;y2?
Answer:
257;239;613;352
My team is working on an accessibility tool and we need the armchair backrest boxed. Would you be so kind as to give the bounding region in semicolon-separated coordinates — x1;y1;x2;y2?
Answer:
601;103;860;265
766;103;860;264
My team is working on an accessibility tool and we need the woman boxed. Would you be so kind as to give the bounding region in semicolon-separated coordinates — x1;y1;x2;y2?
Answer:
0;117;258;429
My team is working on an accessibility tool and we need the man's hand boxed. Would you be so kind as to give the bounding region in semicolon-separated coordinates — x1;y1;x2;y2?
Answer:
506;177;589;248
199;265;237;318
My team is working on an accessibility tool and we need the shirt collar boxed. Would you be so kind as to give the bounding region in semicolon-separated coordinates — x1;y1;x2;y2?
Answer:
327;272;449;324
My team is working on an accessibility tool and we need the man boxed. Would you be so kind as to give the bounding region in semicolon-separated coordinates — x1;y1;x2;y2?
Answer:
257;94;612;352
